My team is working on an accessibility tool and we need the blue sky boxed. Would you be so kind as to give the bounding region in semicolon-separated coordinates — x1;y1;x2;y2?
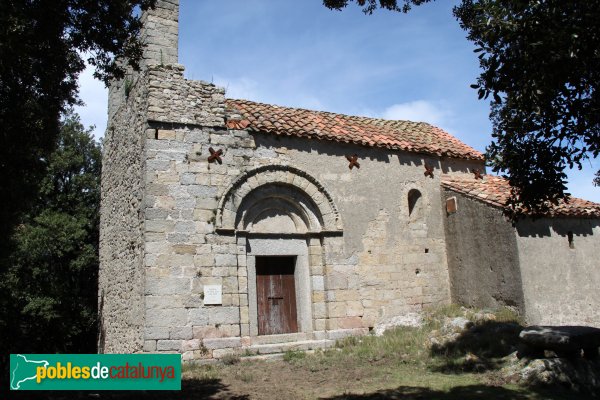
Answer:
76;0;599;202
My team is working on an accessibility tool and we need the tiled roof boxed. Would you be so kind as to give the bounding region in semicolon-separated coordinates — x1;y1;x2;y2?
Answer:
225;99;484;161
441;175;600;218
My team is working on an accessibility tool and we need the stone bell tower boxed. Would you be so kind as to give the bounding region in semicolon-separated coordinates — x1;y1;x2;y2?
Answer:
107;0;179;120
99;0;182;353
139;0;179;67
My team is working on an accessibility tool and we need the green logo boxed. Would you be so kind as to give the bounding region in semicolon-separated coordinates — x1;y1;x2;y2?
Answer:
9;354;181;390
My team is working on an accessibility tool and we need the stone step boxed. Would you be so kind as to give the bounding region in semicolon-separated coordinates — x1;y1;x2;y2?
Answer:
240;353;285;362
248;339;335;355
250;332;310;345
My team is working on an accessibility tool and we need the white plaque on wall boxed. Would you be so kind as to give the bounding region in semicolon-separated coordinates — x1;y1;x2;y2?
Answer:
203;285;222;305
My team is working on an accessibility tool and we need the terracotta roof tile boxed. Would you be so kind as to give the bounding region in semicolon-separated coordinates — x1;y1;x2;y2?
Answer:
225;119;250;130
225;99;484;161
441;175;600;218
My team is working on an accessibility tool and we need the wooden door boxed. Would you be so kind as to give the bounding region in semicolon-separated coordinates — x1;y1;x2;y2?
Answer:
256;256;298;335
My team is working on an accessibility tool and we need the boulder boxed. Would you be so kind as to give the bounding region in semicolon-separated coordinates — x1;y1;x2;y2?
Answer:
446;317;473;332
374;313;423;336
519;326;600;359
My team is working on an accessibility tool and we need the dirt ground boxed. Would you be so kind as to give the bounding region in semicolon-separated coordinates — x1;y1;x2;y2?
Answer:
12;354;585;400
11;307;595;399
168;356;584;400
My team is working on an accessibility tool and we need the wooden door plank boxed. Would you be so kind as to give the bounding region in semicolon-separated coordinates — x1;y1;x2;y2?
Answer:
281;273;298;333
256;256;298;336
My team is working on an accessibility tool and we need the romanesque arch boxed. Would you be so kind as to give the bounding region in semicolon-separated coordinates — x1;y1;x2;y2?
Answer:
216;165;342;234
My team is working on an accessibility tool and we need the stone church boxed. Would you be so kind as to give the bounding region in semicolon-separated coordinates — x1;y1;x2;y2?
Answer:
99;0;600;359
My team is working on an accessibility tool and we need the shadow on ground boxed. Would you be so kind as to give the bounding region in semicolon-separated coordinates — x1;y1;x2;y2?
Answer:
429;320;523;373
323;384;590;400
7;380;592;400
7;378;249;400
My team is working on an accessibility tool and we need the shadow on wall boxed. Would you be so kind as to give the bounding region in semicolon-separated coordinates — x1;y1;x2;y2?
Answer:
440;158;482;174
516;218;599;238
252;133;392;163
97;290;105;353
252;132;482;175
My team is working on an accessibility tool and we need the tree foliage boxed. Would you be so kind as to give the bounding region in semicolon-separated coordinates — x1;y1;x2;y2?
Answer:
324;0;432;14
323;0;600;211
0;111;101;362
458;1;600;213
0;0;155;255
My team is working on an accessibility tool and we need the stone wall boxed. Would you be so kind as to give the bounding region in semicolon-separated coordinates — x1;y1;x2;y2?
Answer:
516;218;600;326
99;67;150;354
100;0;490;358
442;188;600;327
136;65;482;358
252;135;463;329
442;189;525;312
146;65;225;126
100;0;600;359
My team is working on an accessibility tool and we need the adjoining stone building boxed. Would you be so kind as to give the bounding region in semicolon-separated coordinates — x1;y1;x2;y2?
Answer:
442;176;600;327
98;0;600;359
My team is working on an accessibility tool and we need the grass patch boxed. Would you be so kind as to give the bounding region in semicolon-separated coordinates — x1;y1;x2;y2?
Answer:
494;306;523;324
172;306;590;400
234;370;254;383
283;349;306;362
220;353;240;365
427;303;466;320
182;363;221;381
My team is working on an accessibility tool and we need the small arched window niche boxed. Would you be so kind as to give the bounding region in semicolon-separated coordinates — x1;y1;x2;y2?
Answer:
407;189;424;222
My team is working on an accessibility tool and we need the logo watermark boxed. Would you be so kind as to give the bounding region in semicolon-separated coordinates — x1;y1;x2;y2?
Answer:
10;354;181;390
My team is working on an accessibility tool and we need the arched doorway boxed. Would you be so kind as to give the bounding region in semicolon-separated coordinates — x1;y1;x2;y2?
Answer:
216;165;342;337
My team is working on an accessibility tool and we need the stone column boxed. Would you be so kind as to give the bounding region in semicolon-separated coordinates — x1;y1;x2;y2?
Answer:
237;234;250;339
308;237;327;336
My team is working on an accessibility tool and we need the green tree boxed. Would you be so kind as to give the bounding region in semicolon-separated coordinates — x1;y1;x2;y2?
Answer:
0;112;101;363
0;0;155;257
324;0;600;212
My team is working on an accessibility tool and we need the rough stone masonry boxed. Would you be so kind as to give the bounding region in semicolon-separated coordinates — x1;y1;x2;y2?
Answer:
99;0;600;360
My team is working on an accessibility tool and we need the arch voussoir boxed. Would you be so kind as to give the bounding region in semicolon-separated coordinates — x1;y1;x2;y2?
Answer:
216;165;342;234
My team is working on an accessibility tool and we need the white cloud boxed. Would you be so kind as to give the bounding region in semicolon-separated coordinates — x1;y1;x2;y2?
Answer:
74;64;108;141
213;75;326;111
381;100;451;126
213;76;259;101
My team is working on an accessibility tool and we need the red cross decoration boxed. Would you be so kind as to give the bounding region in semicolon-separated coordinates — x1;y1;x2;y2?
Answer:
472;168;484;180
346;154;360;170
207;147;223;164
424;164;434;178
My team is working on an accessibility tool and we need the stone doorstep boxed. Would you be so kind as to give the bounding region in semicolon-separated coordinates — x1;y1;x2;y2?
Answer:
185;349;334;365
246;339;335;356
326;328;370;340
250;332;310;345
240;353;285;362
184;330;367;360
